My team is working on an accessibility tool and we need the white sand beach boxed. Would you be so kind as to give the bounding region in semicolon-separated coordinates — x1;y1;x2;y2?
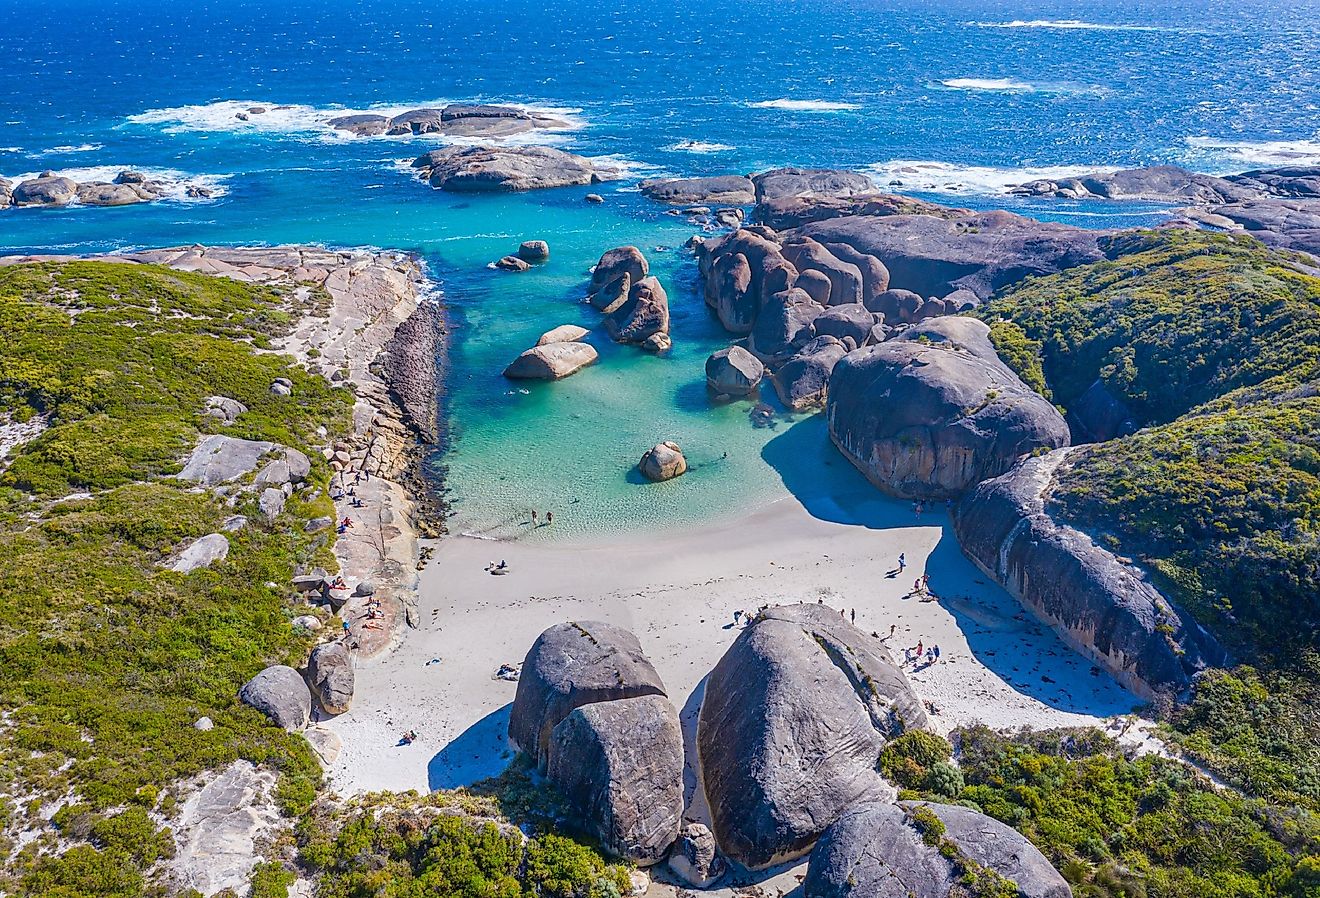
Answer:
321;431;1142;799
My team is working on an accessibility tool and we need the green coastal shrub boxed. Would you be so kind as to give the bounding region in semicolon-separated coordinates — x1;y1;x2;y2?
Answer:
880;730;955;789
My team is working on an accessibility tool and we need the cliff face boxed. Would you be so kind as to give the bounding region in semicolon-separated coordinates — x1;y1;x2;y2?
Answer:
953;449;1226;700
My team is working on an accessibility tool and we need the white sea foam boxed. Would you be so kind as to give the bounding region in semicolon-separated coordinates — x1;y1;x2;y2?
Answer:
747;99;861;112
125;99;585;145
966;19;1168;32
866;159;1119;196
41;143;103;155
937;78;1108;96
1182;136;1320;168
666;140;736;154
2;165;230;203
588;154;664;180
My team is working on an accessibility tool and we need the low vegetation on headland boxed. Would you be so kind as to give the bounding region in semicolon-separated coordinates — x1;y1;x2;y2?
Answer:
0;261;622;896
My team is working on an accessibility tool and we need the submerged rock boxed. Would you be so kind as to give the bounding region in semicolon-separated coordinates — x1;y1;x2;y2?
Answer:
239;665;312;730
826;317;1069;500
953;448;1225;699
508;620;668;768
638;441;687;481
546;694;684;865
697;603;927;869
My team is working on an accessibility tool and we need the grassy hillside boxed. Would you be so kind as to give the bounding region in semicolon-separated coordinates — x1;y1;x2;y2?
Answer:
980;230;1320;816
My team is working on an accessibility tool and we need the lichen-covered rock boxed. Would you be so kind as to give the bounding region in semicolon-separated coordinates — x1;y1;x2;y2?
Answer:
178;435;276;486
203;396;247;425
503;342;598;379
953;448;1225;699
697;603;928;870
509;621;668;768
774;336;848;410
606;276;670;345
803;801;1072;898
827;317;1069;500
306;643;355;715
638;441;687;481
239;665;312;730
706;346;765;396
546;694;684;865
668;823;726;888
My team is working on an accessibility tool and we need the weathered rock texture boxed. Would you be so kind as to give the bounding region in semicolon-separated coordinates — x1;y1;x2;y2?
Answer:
503;342;598;379
168;761;281;896
640;176;755;205
705;346;765;396
803;801;1071;898
697;603;928;870
546;694;684;865
306;643;355;714
239;665;312;730
330;104;572;139
170;533;230;573
827;317;1069;499
605;276;670;345
953;448;1225;699
380;300;442;444
638;441;687;481
411;145;619;192
2;169;217;209
668;822;726;888
509;621;668;768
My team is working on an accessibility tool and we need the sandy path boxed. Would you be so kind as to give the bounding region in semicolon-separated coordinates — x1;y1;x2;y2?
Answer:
322;483;1139;797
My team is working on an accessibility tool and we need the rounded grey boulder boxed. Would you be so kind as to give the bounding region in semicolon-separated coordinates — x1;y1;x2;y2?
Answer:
508;621;668;769
412;145;619;192
590;246;649;295
705;346;765;396
697;604;928;869
306;643;355;715
774;335;848;410
518;240;550;262
546;694;684;865
605;276;670;345
504;342;598;380
803;801;1071;898
668;822;727;888
827;317;1069;500
638;441;687;482
239;665;312;730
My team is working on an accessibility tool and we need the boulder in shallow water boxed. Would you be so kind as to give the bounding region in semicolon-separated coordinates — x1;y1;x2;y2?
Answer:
240;665;312;730
827;317;1069;500
639;175;755;205
590;246;649;294
12;175;78;206
546;694;684;865
697;603;927;869
706;345;765;396
412;145;619;192
518;239;550;262
508;620;668;769
638;441;687;481
774;336;847;410
306;643;355;715
495;255;531;272
537;324;591;345
606;276;670;345
503;342;598;380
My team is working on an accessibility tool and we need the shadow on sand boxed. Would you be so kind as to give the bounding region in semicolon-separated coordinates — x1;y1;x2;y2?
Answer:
428;703;514;791
761;415;1138;720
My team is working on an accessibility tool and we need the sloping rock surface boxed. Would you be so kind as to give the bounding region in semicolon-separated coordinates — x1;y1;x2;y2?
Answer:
640;176;755;205
412;145;619;192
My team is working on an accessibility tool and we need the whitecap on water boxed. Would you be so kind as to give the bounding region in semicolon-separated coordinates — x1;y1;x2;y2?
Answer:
965;19;1173;32
666;140;736;153
866;159;1118;196
746;98;861;112
1182;136;1320;168
935;78;1108;96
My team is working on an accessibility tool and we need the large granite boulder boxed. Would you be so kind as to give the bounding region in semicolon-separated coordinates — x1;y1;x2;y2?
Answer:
752;168;874;202
170;533;230;573
334;104;570;139
12;174;78;207
546;694;684;865
639;176;755;205
590;246;648;301
1228;164;1320;198
239;665;312;730
697;604;928;870
749;287;823;362
797;210;1106;300
774;336;848;410
76;180;159;206
698;229;797;335
178;435;277;487
811;303;874;344
668;823;726;888
638;441;687;481
953;448;1225;699
537;324;590;345
0;177;13;207
412;146;619;192
1196;198;1320;256
826;317;1070;499
503;342;598;379
306;643;355;715
605;276;669;345
803;801;1072;898
706;346;765;396
757;192;965;231
780;238;864;307
1011;164;1256;204
509;621;667;768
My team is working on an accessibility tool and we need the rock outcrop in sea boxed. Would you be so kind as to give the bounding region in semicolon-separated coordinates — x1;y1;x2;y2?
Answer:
329;103;573;139
509;622;682;865
803;801;1072;898
1;168;218;209
826;317;1070;500
639;175;756;205
953;448;1225;699
697;603;928;870
411;145;620;192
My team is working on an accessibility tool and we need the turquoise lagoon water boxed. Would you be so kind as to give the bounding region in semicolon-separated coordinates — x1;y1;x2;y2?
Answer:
2;0;1318;538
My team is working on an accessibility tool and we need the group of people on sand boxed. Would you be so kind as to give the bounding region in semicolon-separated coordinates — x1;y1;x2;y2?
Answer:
904;640;942;668
399;729;418;746
486;559;509;575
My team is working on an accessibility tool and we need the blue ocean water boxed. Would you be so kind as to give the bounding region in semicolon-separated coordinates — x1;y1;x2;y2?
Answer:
2;0;1317;537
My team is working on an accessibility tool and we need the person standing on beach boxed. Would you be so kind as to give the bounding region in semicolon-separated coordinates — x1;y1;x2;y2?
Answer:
546;511;553;525
531;510;538;526
889;623;897;638
898;553;906;572
850;608;856;623
916;640;923;658
933;645;941;662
